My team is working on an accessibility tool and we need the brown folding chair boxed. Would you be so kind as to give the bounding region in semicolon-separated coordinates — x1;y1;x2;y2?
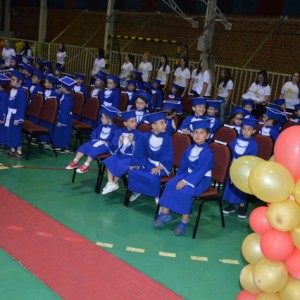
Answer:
72;92;85;120
281;120;296;132
24;93;44;125
192;141;231;239
181;95;194;114
213;125;238;145
119;93;129;112
253;133;274;160
137;122;152;133
72;98;100;152
22;98;58;160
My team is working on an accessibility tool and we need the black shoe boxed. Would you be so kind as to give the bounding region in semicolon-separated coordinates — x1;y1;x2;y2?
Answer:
238;206;246;219
223;204;236;214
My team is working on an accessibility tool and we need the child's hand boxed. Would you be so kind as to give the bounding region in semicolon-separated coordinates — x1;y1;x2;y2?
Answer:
129;166;140;170
182;128;190;135
151;165;163;175
57;122;62;127
176;180;187;190
119;135;125;142
13;120;19;126
128;134;134;142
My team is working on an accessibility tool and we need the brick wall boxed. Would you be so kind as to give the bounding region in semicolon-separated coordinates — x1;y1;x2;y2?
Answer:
8;8;300;75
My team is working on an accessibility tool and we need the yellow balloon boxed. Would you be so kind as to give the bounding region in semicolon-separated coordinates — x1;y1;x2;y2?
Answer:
279;277;300;300
267;199;300;231
242;233;264;264
269;155;275;162
253;258;289;293
230;155;265;194
240;264;261;294
256;292;281;300
291;224;300;250
293;179;300;206
249;161;294;203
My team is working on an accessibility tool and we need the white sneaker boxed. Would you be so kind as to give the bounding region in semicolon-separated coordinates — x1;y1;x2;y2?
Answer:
129;192;141;202
102;182;119;195
155;197;159;205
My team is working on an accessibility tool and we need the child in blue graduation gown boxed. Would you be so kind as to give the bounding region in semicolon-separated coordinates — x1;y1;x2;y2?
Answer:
52;76;76;153
102;110;142;194
242;99;256;119
178;97;207;134
44;75;59;100
163;100;180;135
66;106;119;173
151;78;163;110
0;74;10;147
226;106;249;135
73;73;88;102
99;74;120;109
223;118;258;218
134;91;150;125
4;71;27;158
124;80;138;111
206;100;222;141
292;104;300;123
164;83;183;115
29;70;44;101
153;119;213;236
128;112;173;202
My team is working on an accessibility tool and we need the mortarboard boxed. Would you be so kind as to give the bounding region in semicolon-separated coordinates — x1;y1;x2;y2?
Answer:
230;106;249;116
143;81;153;91
137;91;152;103
274;99;285;106
294;104;300;111
101;105;120;118
193;98;207;106
143;111;165;124
241;118;258;128
163;100;181;110
33;70;44;80
45;75;58;85
127;80;137;86
107;74;120;84
74;73;86;80
207;100;222;110
152;78;161;85
242;99;255;107
59;76;77;90
121;110;136;121
10;70;25;81
0;74;10;86
95;73;106;82
172;83;181;90
188;119;211;131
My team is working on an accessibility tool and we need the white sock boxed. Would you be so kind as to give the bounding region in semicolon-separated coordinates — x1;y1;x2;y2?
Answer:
84;162;89;167
74;159;78;163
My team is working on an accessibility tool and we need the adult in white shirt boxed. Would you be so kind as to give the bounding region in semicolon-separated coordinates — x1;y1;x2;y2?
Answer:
173;57;191;98
56;43;67;69
20;41;32;64
119;54;134;87
138;52;152;82
242;70;271;118
280;71;300;112
156;55;171;94
90;48;106;77
2;39;16;67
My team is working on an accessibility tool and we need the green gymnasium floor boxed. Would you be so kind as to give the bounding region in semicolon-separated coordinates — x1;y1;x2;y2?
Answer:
0;145;259;300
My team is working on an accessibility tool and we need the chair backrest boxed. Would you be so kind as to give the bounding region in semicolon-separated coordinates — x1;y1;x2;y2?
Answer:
119;93;128;112
39;98;58;124
113;117;125;129
72;92;85;117
137;122;152;133
255;122;264;133
281;120;296;132
181;95;194;114
213;125;238;145
209;142;231;184
171;132;192;168
81;97;100;122
253;133;274;160
173;114;179;129
27;93;44;119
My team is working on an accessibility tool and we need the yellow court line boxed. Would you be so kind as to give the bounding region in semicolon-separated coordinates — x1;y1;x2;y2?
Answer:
126;246;145;253
191;256;208;262
159;251;176;258
96;242;114;248
219;259;240;264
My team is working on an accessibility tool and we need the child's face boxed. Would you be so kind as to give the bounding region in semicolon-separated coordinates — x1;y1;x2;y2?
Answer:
34;63;41;69
59;86;68;94
95;79;104;88
31;75;40;84
135;98;147;110
193;105;206;116
233;113;243;126
152;82;159;89
244;105;253;112
296;110;300;117
107;79;117;90
101;114;110;125
44;79;52;89
192;128;209;144
10;61;17;67
124;117;137;130
76;78;83;85
171;87;178;94
263;115;274;126
152;119;166;134
127;84;135;91
242;125;255;138
23;69;30;78
207;107;217;116
10;76;22;88
54;70;61;77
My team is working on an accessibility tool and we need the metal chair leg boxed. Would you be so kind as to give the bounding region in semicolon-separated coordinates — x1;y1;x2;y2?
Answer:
192;201;204;239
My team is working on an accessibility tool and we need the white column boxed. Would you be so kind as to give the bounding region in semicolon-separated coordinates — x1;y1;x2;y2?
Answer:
38;0;47;42
103;0;115;50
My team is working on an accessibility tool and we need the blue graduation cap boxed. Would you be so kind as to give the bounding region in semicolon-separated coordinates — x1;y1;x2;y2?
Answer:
268;103;281;110
33;70;44;80
10;70;25;81
0;74;10;86
193;98;207;106
121;110;136;121
16;54;22;62
143;111;165;124
45;75;58;85
294;104;300;111
172;83;181;90
137;91;152;103
241;118;258;128
127;80;137;86
152;78;161;85
107;74;120;84
36;58;44;66
23;63;35;74
44;61;52;68
163;100;181;110
101;105;120;118
63;73;74;79
188;119;211;132
95;74;106;82
274;99;285;106
27;55;34;62
143;81;153;91
134;70;142;77
0;59;5;65
265;107;286;123
55;65;63;72
99;69;109;77
207;100;221;110
11;56;18;62
59;76;77;90
230;106;249;117
242;99;255;107
74;72;86;80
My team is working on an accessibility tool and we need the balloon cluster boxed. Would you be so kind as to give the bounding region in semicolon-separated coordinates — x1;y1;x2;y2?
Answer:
232;126;300;300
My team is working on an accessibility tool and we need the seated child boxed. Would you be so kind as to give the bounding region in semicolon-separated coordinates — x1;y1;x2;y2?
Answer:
44;61;53;76
163;100;180;135
22;63;34;90
223;118;258;218
206;100;222;140
133;70;143;90
273;98;286;112
142;81;155;111
153;119;213;236
151;78;163;110
66;105;119;173
292;104;300;123
226;106;249;135
128;112;173;202
123;80;138;111
91;73;106;98
73;73;88;101
99;74;120;109
164;83;183;115
102;110;142;194
29;70;44;101
0;74;10;148
178;97;207;134
242;99;256;119
134;91;150;125
44;75;59;100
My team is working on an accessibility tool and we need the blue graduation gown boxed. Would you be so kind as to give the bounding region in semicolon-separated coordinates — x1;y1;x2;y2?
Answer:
44;88;59;100
223;136;258;205
165;117;176;135
29;83;43;100
178;115;206;133
0;90;9;144
104;127;142;177
259;126;279;142
99;88;120;109
125;91;138;108
52;93;73;148
128;131;173;197
165;94;183;115
207;116;222;139
152;88;163;110
74;85;88;102
135;109;147;125
159;143;214;214
4;87;27;148
77;123;118;159
23;78;32;90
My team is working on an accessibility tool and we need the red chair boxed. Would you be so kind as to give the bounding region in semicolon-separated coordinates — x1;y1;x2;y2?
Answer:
119;93;128;112
181;95;194;114
213;125;238;145
253;133;274;160
72;92;85;120
281;120;296;132
24;92;44;125
137;122;152;133
192;141;231;239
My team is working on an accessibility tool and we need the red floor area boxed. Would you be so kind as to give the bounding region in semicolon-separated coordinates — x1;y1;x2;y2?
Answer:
0;187;182;300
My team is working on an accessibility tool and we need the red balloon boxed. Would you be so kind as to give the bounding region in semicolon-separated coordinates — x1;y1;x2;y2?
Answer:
236;290;256;300
260;229;294;261
285;249;300;279
274;126;300;182
249;206;272;234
